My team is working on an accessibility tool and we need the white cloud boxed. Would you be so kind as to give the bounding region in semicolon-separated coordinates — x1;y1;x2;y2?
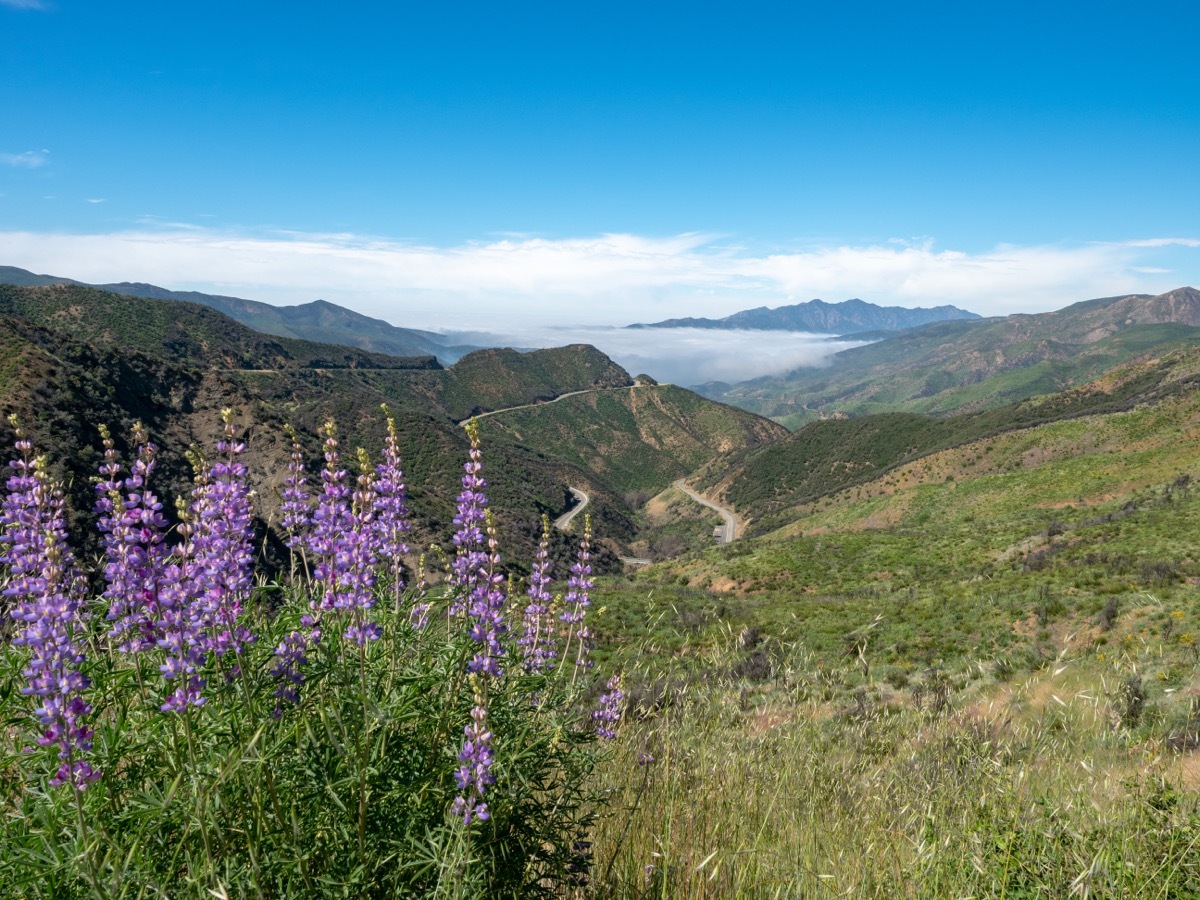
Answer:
0;149;49;168
0;227;1196;330
0;0;48;9
85;198;107;204
470;325;867;385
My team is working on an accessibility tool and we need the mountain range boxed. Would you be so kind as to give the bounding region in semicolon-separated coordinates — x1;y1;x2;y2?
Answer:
701;286;1200;428
0;266;479;363
629;297;982;335
0;280;782;572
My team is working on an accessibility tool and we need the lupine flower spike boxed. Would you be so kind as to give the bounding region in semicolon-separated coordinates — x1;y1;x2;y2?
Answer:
190;410;256;661
307;421;354;632
374;404;411;611
2;418;99;788
561;516;594;680
342;447;381;645
452;680;494;824
593;673;624;739
280;424;311;554
96;423;168;654
451;422;506;824
520;515;556;673
449;420;489;619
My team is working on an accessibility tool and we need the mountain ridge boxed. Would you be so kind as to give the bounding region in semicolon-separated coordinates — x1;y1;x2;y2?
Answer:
706;286;1200;425
629;297;982;334
0;265;478;363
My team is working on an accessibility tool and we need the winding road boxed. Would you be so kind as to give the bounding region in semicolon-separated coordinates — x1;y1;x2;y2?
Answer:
553;486;591;530
455;381;738;553
673;479;738;544
456;389;601;427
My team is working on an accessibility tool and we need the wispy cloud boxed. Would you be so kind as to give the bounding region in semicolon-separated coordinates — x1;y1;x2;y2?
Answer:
85;198;107;204
0;0;49;9
0;227;1196;330
0;149;49;168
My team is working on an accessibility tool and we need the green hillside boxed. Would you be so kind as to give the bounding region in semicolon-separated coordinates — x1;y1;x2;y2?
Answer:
704;343;1200;533
0;283;438;372
479;383;787;497
709;287;1200;424
0;282;786;575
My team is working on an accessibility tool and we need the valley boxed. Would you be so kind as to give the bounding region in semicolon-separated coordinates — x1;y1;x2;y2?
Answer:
2;274;1200;896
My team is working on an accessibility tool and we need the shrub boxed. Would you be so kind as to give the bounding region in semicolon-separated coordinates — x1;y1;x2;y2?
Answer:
0;412;620;898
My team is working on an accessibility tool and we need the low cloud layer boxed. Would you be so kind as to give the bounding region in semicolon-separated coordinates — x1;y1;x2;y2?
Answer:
453;325;868;387
2;228;1197;330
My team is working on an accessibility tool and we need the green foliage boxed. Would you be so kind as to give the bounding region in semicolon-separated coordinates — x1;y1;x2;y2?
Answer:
483;384;785;499
0;284;437;373
1;597;604;897
715;343;1200;530
712;286;1200;422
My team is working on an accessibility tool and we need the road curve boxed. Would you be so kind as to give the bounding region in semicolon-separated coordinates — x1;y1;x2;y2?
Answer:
673;479;738;544
554;487;590;531
457;389;597;427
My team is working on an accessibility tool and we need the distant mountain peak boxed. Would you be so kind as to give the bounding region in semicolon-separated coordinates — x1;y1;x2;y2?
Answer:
629;297;981;335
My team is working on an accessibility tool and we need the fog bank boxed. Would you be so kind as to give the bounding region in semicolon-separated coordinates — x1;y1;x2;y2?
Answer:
446;326;870;387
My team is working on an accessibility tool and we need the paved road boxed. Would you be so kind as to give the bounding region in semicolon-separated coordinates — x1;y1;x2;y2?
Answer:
553;486;590;530
458;389;600;427
455;381;663;427
673;479;738;544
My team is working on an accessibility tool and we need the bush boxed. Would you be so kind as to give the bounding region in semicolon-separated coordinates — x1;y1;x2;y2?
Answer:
0;413;619;897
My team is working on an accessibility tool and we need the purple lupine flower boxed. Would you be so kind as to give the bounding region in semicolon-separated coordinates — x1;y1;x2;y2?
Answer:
519;517;556;673
188;411;256;660
280;425;311;550
157;483;208;712
463;511;507;677
305;423;381;644
342;449;381;645
2;421;99;788
307;421;355;618
269;630;309;714
451;685;494;825
97;424;168;654
449;422;489;618
450;423;507;823
373;405;411;609
592;673;623;739
561;517;594;671
450;423;507;675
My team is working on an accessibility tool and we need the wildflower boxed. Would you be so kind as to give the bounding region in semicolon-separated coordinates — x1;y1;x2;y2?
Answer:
188;412;256;660
561;517;594;670
451;423;506;674
307;422;358;620
2;421;98;788
280;425;310;549
269;630;309;715
519;516;556;673
373;405;411;608
451;682;494;825
450;424;506;823
592;673;623;739
96;423;168;654
342;448;381;644
449;421;489;618
157;483;208;711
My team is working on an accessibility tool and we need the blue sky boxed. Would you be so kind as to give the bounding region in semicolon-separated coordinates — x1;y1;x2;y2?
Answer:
1;0;1197;328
